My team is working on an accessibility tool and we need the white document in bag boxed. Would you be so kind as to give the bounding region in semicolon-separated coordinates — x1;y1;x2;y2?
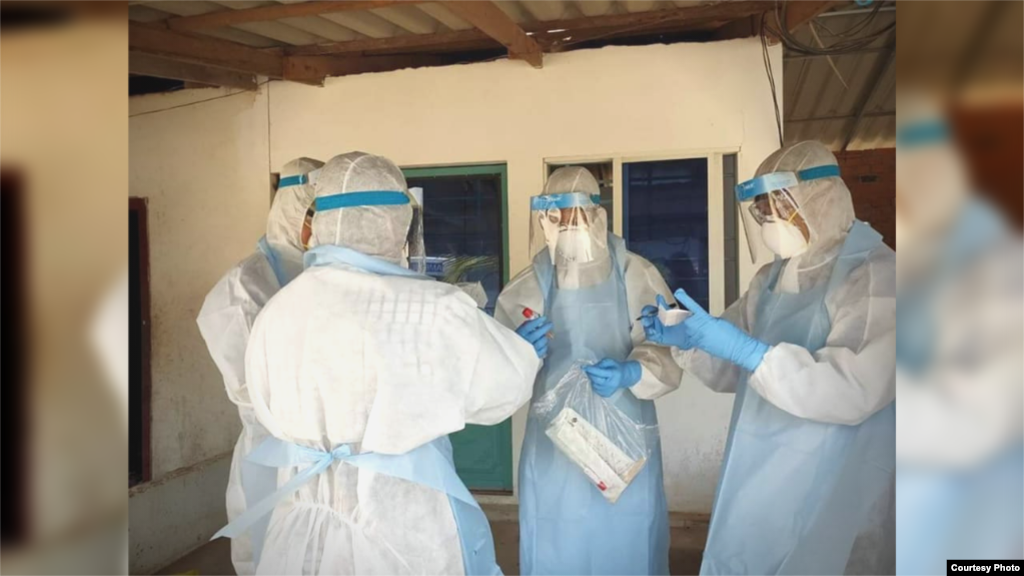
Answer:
545;407;647;503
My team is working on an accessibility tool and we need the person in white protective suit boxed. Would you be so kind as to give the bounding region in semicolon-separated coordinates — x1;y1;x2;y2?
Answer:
643;141;896;575
495;167;682;576
196;157;322;576
218;151;541;575
894;95;1023;575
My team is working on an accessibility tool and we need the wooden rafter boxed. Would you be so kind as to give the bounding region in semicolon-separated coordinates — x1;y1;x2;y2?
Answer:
129;53;257;90
286;28;493;57
129;22;284;78
166;0;424;32
441;1;543;68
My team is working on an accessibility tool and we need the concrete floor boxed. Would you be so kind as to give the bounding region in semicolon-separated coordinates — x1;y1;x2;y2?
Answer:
158;515;707;575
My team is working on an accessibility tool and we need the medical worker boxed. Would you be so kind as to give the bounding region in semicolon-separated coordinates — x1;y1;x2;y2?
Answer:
221;152;540;575
196;157;321;576
495;167;682;576
894;96;1023;574
644;141;896;575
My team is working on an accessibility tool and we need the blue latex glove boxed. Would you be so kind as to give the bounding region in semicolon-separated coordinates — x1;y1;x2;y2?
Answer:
641;296;695;349
516;316;552;358
651;289;769;372
584;359;642;398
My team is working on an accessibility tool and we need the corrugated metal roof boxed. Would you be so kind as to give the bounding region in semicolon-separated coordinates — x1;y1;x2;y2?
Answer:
129;0;720;47
132;1;904;149
781;7;895;151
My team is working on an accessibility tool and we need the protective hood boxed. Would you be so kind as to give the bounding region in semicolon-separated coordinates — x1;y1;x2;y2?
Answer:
310;151;421;268
753;141;855;279
267;157;322;277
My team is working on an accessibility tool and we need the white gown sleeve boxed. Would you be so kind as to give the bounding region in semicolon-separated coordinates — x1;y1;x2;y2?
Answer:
495;267;545;330
747;247;896;425
196;255;276;408
462;301;542;425
622;254;684;400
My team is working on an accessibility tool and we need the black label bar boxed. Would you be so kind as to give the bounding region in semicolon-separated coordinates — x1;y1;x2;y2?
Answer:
948;560;1024;574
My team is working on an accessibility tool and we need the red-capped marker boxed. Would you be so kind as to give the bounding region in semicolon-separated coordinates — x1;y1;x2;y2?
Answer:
597;481;607;491
522;307;554;339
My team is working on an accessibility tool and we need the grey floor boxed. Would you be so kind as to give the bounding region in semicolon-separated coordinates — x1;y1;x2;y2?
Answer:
157;517;707;575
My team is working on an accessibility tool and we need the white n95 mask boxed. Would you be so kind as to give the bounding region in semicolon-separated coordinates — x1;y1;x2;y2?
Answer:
761;221;808;258
556;228;594;263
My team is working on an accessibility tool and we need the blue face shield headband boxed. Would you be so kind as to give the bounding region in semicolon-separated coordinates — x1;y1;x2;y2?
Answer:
314;191;410;211
278;168;322;189
734;164;841;202
530;192;601;211
896;119;950;149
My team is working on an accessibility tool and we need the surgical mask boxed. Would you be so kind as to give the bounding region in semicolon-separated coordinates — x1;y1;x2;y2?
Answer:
556;228;593;263
761;221;808;258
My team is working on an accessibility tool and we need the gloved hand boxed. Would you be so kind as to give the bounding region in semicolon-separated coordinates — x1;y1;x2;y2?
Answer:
660;288;769;372
641;295;696;349
516;316;553;358
584;359;642;398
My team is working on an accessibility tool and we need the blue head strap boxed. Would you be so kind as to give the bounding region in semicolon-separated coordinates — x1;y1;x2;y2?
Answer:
530;192;600;211
735;164;841;201
897;119;950;149
278;174;309;188
315;191;410;212
279;168;322;189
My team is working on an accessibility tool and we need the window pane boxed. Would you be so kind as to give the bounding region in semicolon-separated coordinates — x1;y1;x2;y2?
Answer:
406;171;504;315
624;158;710;311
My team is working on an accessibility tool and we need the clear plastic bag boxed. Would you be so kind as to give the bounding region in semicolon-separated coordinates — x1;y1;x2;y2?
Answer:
531;360;656;503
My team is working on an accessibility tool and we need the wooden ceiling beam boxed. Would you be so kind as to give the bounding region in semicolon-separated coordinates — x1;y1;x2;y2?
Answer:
532;0;774;35
129;22;284;78
286;28;494;57
283;54;453;84
129;53;257;90
440;1;543;68
166;0;424;32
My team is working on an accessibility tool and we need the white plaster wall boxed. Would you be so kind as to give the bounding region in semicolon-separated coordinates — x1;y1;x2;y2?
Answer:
267;39;782;513
128;453;232;574
129;86;271;571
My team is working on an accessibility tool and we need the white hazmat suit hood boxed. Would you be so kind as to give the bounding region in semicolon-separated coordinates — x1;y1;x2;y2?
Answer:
752;141;856;293
533;166;612;289
310;151;413;266
267;157;322;280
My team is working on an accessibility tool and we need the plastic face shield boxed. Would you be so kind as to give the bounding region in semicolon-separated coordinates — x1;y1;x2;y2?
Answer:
735;165;838;262
528;192;608;265
314;190;426;273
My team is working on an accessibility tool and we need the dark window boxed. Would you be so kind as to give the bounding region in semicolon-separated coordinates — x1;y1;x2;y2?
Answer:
2;170;27;544
404;166;506;316
129;198;152;487
624;158;710;311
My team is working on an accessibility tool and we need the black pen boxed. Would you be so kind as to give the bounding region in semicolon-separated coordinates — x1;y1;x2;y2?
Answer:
636;303;678;322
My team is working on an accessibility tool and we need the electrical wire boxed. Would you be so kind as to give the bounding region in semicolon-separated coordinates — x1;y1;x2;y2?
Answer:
760;12;784;148
768;0;894;56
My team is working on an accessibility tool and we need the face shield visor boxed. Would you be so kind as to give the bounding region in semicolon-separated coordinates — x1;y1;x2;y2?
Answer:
736;165;838;261
528;192;608;266
314;189;426;274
